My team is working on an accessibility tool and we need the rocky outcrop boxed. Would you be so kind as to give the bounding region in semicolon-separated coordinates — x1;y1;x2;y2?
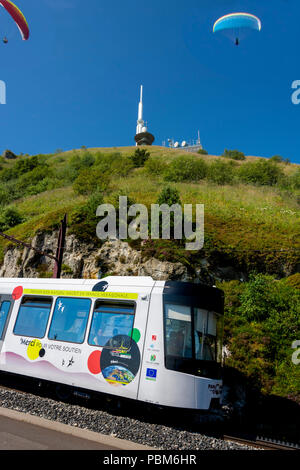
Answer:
0;231;190;281
2;149;17;160
0;230;248;283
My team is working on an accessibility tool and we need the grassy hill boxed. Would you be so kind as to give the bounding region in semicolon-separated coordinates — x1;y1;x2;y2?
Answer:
0;145;299;275
0;145;299;404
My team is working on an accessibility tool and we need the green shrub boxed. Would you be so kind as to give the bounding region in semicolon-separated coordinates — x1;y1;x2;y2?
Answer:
0;187;13;206
216;280;246;343
69;190;104;242
144;156;167;176
197;149;208;155
25;179;50;196
0;167;15;183
94;151;133;177
270;155;284;163
220;274;300;399
61;264;73;275
272;359;300;400
207;160;236;185
14;156;40;175
130;148;150;167
69;153;82;171
15;165;52;195
0;207;24;231
94;152;114;170
223;149;246;161
164;155;207;182
270;155;291;165
66;152;96;182
285;273;300;289
288;169;300;190
156;185;181;206
0;181;23;204
237;159;285;186
0;156;48;185
238;273;290;322
73;168;110;196
80;151;95;168
110;156;134;177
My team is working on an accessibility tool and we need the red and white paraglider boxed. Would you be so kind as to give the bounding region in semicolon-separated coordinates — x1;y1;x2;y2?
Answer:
0;0;29;44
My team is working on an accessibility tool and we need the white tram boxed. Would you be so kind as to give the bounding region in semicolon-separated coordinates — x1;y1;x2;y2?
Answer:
0;276;224;410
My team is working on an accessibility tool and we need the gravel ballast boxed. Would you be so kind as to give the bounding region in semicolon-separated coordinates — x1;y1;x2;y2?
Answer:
0;387;256;450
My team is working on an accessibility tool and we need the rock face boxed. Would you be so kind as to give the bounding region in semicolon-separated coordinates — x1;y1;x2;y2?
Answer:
0;231;190;281
0;230;248;284
2;149;17;160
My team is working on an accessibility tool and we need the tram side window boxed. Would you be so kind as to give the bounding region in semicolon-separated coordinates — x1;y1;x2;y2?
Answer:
48;297;91;344
88;302;135;348
194;309;218;361
164;304;193;358
13;297;52;338
0;301;11;339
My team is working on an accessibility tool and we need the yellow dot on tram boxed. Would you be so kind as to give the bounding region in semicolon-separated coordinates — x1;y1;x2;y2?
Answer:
27;339;42;361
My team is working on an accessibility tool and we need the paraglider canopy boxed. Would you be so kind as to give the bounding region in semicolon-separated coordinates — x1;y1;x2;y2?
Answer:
213;12;261;45
0;0;29;41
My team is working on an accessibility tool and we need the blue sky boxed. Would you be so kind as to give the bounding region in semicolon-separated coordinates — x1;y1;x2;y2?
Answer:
0;0;300;163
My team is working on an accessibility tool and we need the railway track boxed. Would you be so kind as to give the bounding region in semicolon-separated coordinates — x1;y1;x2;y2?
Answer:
0;376;299;451
224;434;300;450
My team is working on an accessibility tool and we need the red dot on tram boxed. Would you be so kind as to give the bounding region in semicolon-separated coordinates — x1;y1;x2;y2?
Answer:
87;350;101;375
12;286;23;300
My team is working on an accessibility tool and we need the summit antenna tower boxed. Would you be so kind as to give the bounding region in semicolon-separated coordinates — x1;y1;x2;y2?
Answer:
134;85;155;146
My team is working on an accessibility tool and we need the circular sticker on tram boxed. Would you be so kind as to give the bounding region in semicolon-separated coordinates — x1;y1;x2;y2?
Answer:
27;339;45;361
12;286;23;300
87;350;102;375
100;334;140;387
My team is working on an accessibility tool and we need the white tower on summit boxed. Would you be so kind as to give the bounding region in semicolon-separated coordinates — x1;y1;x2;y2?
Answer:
136;85;147;135
134;85;155;146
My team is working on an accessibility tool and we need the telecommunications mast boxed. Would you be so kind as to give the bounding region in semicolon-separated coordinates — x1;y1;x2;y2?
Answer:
134;85;155;146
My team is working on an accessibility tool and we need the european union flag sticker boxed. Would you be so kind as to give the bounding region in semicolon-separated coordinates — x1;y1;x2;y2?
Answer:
146;368;157;381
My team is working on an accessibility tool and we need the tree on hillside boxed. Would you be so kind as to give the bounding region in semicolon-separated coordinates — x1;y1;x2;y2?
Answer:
130;148;150;167
223;149;246;161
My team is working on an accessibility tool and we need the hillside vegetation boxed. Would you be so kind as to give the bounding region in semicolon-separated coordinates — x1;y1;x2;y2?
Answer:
0;146;298;273
0;146;299;402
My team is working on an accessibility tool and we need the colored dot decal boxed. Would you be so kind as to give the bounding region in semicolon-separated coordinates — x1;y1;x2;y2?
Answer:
87;350;101;375
27;339;42;361
100;335;140;387
12;286;23;301
129;328;141;343
39;349;46;358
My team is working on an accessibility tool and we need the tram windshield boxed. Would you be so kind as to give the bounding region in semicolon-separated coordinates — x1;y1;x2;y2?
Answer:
164;303;223;377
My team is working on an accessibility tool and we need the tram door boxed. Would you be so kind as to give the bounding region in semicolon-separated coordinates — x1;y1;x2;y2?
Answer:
0;295;14;354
